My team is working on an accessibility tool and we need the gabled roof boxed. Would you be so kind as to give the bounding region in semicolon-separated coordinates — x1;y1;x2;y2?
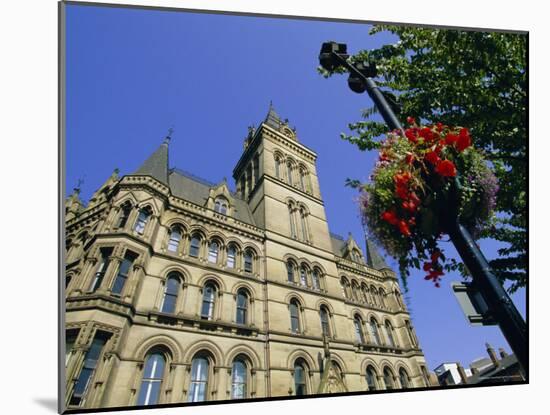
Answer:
168;169;256;226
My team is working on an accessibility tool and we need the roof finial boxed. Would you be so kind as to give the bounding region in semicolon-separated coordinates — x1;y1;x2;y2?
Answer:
163;127;174;145
74;177;84;194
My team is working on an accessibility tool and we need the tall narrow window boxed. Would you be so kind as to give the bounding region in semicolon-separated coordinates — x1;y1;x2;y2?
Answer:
208;241;219;264
352;281;360;302
379;288;386;307
244;250;253;274
299;169;306;190
290;300;300;333
385;321;396;347
188;356;209;402
275;157;281;178
366;367;378;390
137;352;166;406
405;320;417;346
300;266;307;286
340;278;348;298
369;318;381;345
246;166;252;194
134;207;151;234
231;359;247;399
287;261;295;283
69;333;109;406
399;368;410;389
227;245;236;269
160;274;180;314
320;307;331;337
117;202;132;229
371;285;378;306
66;330;78;366
300;209;308;241
294;360;307;395
354;316;365;344
287;163;293;185
289;205;296;238
111;251;137;296
201;283;216;320
362;285;370;303
253;154;260;184
312;269;320;290
189;235;201;258
383;368;394;390
89;247;112;292
236;289;248;325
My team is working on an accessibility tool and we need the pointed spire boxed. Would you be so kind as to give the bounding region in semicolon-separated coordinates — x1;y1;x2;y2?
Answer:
264;100;283;130
365;238;389;271
134;131;170;184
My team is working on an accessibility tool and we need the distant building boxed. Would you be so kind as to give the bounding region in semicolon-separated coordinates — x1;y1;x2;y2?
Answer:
64;105;435;410
434;343;525;386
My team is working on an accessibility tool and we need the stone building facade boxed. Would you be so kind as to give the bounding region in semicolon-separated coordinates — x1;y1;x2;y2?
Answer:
64;105;434;410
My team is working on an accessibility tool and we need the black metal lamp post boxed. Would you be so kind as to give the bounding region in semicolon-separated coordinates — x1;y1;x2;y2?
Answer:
319;41;527;373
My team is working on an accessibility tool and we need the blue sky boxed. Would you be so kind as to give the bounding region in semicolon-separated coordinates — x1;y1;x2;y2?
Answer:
65;4;526;371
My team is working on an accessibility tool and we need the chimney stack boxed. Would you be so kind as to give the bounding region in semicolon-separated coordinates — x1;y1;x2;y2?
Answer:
486;343;500;366
456;362;469;384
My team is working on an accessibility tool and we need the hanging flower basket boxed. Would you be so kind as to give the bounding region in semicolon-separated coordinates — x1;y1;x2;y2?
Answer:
360;118;498;287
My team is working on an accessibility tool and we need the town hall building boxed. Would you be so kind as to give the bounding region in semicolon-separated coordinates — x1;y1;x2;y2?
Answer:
63;105;435;410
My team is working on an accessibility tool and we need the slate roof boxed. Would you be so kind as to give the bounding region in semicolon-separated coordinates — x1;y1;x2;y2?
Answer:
365;238;389;270
329;233;346;257
134;140;169;185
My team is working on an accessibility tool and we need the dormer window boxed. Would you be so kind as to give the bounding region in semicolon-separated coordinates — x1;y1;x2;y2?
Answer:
214;197;228;215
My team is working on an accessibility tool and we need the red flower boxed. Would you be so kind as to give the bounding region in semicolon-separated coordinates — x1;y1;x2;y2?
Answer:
394;171;412;185
398;220;411;237
381;210;398;225
419;127;435;142
456;128;471;152
425;150;441;165
405;153;414;165
435;159;457;177
405;128;418;143
445;133;458;146
431;250;441;262
436;122;444;132
406;116;416;125
423;262;432;272
396;185;409;200
409;192;421;206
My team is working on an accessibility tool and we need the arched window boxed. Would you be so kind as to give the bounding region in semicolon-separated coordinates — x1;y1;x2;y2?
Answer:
137;351;166;406
320;306;331;337
253;154;260;184
383;367;395;390
385;321;396;347
231;358;248;399
312;268;320;290
299;168;307;191
361;284;370;303
134;206;151;234
288;204;297;238
188;355;210;402
167;226;182;253
370;285;378;306
405;320;418;347
351;281;360;302
243;249;253;274
214;197;228;215
369;318;381;345
289;299;301;333
293;359;308;395
111;251;137;296
236;289;249;325
275;156;281;178
227;244;237;269
395;289;404;309
287;261;295;283
300;208;308;241
366;366;378;390
189;235;201;258
379;288;386;307
161;273;180;314
354;315;365;344
208;241;219;264
300;265;308;287
399;368;410;389
117;202;132;229
340;277;348;299
246;165;253;194
287;162;293;186
89;247;112;292
201;283;217;320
